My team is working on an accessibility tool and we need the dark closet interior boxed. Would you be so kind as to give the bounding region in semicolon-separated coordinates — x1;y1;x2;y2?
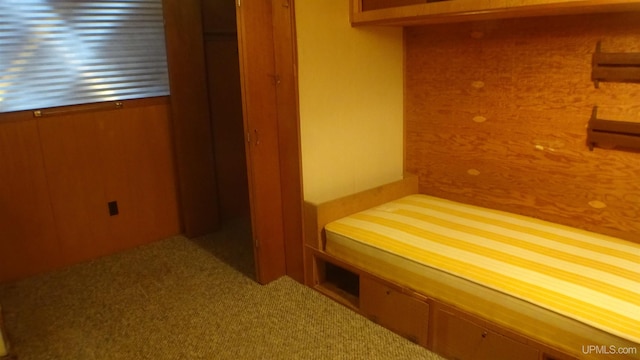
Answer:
201;0;250;223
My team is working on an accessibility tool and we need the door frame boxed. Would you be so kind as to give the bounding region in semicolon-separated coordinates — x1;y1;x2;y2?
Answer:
164;0;304;284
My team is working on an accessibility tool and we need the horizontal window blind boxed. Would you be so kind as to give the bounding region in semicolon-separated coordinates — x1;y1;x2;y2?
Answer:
0;0;170;114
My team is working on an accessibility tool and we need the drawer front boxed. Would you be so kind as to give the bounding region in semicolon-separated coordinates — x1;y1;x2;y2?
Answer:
359;276;429;346
432;307;539;360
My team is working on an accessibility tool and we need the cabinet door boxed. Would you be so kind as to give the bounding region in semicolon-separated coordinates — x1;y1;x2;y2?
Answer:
361;0;426;11
360;277;429;346
432;307;539;360
351;0;640;26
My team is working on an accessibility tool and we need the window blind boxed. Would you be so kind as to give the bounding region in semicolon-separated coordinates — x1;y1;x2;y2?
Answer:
0;0;170;114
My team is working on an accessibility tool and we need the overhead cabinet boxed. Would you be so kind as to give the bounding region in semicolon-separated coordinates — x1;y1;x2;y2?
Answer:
350;0;640;26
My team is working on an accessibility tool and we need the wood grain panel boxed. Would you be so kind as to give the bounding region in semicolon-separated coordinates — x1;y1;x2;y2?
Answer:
37;99;181;265
360;276;430;346
38;109;111;263
405;13;640;243
100;100;181;247
237;0;287;284
0;118;61;282
431;304;539;360
0;98;180;282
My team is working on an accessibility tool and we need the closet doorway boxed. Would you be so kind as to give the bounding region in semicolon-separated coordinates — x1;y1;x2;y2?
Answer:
200;0;304;284
202;1;250;226
200;0;253;278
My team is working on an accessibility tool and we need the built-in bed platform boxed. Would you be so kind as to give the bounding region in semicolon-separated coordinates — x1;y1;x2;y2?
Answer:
304;175;640;360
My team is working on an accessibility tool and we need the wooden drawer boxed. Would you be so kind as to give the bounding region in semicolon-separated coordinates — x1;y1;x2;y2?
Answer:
432;306;539;360
359;276;429;346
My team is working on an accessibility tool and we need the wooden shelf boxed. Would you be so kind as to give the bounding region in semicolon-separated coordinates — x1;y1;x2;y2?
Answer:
592;41;640;87
351;0;640;26
587;106;640;152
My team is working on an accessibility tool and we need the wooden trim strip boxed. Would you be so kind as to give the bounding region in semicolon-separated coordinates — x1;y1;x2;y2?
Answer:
34;101;123;118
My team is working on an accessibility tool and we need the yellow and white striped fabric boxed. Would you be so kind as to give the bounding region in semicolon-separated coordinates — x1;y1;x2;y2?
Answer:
325;194;640;346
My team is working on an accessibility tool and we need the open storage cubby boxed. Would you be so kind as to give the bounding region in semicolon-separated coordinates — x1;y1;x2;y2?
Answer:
314;256;360;310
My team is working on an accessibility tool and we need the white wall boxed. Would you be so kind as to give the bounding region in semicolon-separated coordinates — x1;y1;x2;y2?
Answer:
296;0;404;204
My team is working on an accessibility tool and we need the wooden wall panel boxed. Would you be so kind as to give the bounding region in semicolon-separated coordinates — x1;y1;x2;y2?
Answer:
119;102;181;244
0;118;61;282
405;13;640;243
0;98;181;282
38;110;112;263
37;99;181;264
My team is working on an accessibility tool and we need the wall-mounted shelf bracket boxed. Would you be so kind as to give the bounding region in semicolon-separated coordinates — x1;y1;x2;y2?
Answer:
592;41;640;88
587;106;640;151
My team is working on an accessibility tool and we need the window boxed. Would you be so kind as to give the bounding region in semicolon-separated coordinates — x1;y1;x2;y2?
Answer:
0;0;170;114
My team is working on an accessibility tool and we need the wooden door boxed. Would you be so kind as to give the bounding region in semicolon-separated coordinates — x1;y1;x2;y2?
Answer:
236;0;287;284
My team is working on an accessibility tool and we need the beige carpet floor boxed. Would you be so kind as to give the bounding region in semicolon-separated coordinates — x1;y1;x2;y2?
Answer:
0;220;445;360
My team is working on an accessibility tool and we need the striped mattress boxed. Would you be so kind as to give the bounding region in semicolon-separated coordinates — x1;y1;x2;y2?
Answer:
324;194;640;356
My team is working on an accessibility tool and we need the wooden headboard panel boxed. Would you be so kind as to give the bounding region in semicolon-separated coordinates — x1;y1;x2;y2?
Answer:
405;13;640;244
303;174;419;250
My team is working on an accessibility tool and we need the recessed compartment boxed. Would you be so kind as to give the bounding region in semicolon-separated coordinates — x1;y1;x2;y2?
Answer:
314;257;360;310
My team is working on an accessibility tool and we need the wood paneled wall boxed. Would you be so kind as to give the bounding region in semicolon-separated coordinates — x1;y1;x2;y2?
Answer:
0;98;181;282
405;13;640;243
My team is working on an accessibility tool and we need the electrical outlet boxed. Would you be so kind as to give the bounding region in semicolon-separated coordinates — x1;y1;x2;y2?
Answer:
108;201;119;216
